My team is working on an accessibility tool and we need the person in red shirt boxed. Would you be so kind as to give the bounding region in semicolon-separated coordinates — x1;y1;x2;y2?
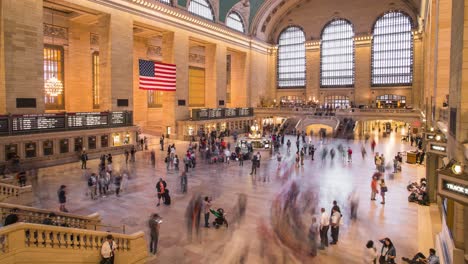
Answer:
371;176;379;201
347;147;353;163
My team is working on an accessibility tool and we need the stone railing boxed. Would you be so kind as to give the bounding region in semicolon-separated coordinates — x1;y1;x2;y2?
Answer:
0;183;32;202
0;203;101;230
0;223;148;264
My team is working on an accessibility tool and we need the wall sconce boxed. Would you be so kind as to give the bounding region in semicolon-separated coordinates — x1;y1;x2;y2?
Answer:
435;134;442;141
430;127;434;132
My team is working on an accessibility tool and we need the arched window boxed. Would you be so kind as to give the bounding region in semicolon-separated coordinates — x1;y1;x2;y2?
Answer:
324;95;350;108
226;12;245;33
372;11;413;86
188;0;215;21
277;26;306;88
321;19;355;87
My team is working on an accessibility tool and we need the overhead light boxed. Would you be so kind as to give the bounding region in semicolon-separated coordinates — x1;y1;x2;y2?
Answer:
435;134;442;141
430;127;434;132
452;164;463;175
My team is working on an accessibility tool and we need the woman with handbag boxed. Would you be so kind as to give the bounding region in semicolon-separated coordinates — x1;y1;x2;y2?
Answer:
379;238;396;264
379;179;388;204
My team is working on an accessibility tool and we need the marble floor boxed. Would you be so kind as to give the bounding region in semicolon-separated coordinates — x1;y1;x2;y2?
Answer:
28;132;429;264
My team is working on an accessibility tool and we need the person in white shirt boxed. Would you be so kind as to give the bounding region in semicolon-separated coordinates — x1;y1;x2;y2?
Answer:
330;208;341;245
319;208;330;249
364;240;378;263
101;234;117;264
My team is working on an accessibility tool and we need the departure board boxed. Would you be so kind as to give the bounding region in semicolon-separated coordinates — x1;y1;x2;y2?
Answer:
208;109;223;119
110;112;125;125
11;114;66;132
238;108;253;117
225;108;237;117
67;112;108;128
191;108;254;121
0;116;8;133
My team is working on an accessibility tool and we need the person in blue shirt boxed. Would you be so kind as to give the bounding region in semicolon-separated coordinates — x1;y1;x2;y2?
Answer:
402;248;440;264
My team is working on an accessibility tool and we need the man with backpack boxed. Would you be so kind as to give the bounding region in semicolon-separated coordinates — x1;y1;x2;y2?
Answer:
80;150;88;169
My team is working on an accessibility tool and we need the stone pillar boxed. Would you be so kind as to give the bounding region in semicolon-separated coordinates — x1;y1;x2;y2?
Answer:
306;48;320;103
67;21;92;112
230;51;247;107
355;43;372;106
1;0;45;114
205;43;218;108
425;152;439;202
215;44;227;107
98;13;133;111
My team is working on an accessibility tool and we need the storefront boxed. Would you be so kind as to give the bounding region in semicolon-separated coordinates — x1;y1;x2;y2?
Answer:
436;169;468;264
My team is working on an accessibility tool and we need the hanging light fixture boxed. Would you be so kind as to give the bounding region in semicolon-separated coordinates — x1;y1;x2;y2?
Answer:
44;9;64;97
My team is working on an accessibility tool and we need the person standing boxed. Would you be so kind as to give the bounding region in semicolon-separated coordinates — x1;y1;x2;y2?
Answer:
364;240;378;264
174;155;179;171
80;150;88;169
17;170;27;187
309;216;319;256
330;208;341;245
88;173;97;200
203;196;212;228
160;136;164;151
286;139;291;153
319;208;330;249
310;145;315;160
238;153;244;167
371;176;379;201
101;234;117;264
276;152;282;169
380;179;388;204
379;238;396;264
148;214;162;254
250;155;258;175
57;185;68;212
156;178;167;206
300;148;305;166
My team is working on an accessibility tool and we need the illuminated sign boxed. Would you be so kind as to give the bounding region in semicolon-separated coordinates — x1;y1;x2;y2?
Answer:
191;108;254;121
430;145;446;152
443;180;468;197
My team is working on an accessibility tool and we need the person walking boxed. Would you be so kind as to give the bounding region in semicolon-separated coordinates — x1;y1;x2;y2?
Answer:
101;234;117;264
87;173;97;200
347;147;353;163
165;154;171;171
276;152;282;169
114;174;122;197
150;150;156;168
80;150;88;169
310;145;315;160
148;213;162;254
160;136;164;151
203;196;212;228
98;173;107;197
174;154;179;171
286;139;291;153
319;208;330;249
124;150;129;164
17;170;27;187
130;146;136;162
380;179;388;204
364;240;378;264
300;148;305;166
180;172;188;194
156;178;167;206
371;176;379;201
330;208;341;245
238;153;244;166
379;238;396;264
57;185;68;212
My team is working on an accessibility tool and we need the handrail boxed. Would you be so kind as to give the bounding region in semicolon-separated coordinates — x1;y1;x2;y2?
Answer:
0;203;100;230
0;222;147;263
0;183;32;200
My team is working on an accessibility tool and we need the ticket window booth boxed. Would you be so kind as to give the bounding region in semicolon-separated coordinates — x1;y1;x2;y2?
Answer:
5;144;18;161
43;140;54;156
88;136;97;150
74;137;83;152
25;142;37;158
60;139;69;154
101;135;109;148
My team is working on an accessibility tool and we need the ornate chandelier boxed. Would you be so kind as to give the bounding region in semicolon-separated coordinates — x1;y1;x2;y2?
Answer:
44;76;64;97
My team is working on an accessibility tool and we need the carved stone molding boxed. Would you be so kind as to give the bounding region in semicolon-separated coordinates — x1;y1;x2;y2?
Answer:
189;53;205;64
147;45;162;58
43;24;68;40
90;33;99;46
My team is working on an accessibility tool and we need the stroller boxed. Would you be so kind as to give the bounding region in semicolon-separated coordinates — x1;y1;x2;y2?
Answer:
210;208;228;229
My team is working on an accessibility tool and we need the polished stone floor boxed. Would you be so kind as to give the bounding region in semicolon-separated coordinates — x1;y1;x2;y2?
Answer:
29;132;428;264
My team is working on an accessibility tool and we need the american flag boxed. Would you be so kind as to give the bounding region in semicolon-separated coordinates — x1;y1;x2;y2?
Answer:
139;59;176;91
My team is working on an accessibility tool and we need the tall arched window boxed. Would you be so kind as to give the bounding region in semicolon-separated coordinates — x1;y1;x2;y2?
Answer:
226;12;245;33
321;19;355;87
372;11;413;86
277;26;306;88
188;0;215;21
